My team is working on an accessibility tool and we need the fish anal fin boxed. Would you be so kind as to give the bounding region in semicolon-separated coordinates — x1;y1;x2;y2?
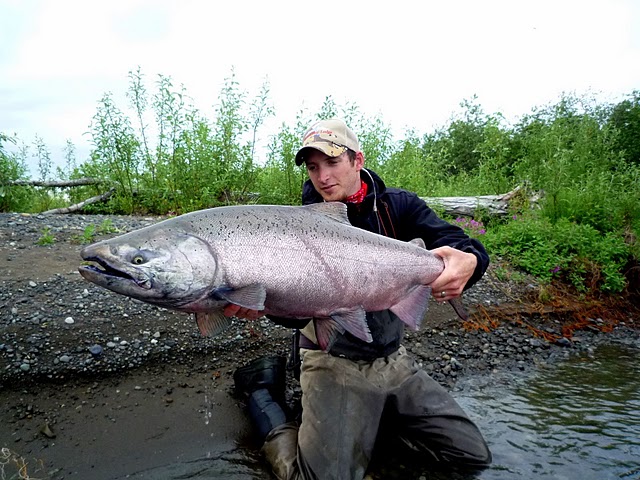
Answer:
304;202;351;225
330;307;372;344
314;318;345;352
389;285;432;331
213;283;266;311
195;311;232;337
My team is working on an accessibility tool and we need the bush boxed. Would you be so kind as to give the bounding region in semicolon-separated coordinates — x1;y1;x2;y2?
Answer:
0;134;32;212
483;215;630;293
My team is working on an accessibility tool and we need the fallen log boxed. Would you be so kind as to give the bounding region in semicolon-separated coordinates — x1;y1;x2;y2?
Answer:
6;178;104;187
42;188;116;214
421;186;539;217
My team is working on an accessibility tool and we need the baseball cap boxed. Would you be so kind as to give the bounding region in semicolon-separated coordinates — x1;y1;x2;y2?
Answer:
295;119;360;166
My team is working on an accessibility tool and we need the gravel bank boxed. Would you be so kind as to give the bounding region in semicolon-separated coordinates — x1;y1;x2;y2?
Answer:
1;211;638;479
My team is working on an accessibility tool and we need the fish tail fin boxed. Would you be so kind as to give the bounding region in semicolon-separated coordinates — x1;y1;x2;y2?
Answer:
448;297;469;321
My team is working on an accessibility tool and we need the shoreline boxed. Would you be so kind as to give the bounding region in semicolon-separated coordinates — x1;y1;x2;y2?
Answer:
1;212;638;479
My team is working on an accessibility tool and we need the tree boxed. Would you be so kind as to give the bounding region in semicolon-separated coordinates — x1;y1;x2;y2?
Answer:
0;134;30;211
609;90;640;165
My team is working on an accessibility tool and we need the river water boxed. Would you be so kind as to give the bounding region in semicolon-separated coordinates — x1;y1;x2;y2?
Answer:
457;342;640;480
130;342;640;479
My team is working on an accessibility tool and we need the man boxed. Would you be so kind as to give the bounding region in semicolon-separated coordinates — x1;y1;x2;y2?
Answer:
228;119;492;479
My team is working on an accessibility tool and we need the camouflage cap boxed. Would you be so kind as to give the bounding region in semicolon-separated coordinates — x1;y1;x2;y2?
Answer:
295;119;360;166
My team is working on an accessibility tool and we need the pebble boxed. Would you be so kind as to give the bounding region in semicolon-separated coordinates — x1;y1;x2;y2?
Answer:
0;211;637;399
89;345;103;357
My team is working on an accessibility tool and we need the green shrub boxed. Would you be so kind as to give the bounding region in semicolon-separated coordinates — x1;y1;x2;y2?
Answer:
483;215;630;293
36;227;55;246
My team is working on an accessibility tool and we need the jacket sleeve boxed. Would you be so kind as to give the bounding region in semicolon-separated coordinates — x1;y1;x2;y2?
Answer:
394;191;490;290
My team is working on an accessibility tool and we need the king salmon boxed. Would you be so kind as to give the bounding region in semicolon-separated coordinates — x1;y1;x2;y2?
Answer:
78;202;464;350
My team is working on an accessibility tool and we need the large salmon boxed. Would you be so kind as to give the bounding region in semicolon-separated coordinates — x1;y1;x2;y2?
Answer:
79;202;461;350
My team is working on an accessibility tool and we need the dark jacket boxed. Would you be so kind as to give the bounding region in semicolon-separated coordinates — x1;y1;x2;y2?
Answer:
300;168;490;359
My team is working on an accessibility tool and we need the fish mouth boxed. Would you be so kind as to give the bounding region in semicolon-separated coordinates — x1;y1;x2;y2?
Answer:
79;257;152;290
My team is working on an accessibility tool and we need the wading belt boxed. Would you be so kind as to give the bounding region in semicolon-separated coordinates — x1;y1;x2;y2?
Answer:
298;332;399;362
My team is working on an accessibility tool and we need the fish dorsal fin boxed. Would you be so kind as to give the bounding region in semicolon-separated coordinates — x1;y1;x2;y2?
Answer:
212;283;267;311
409;237;426;249
389;285;432;331
195;311;232;337
304;202;351;225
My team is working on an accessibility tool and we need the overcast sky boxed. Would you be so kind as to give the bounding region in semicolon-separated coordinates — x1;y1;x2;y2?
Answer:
1;0;639;178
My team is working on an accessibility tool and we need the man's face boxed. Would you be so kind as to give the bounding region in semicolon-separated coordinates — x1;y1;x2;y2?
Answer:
305;149;363;202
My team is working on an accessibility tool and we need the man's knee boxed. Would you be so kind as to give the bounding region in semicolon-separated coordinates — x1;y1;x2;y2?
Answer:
262;422;301;480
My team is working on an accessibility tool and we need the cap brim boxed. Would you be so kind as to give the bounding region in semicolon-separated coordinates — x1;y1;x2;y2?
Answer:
294;143;348;166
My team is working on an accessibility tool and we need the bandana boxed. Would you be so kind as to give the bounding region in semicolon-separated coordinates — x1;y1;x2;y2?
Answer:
345;180;368;204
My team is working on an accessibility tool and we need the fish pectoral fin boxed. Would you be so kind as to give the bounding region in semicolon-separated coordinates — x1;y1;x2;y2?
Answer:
304;202;351;225
195;311;232;337
213;283;267;311
389;285;432;331
314;318;345;352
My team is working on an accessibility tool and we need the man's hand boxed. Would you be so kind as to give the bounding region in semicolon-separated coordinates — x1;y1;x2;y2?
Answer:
430;246;477;303
223;304;264;320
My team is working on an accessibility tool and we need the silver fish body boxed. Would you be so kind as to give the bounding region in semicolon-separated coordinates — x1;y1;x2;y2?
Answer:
79;202;452;350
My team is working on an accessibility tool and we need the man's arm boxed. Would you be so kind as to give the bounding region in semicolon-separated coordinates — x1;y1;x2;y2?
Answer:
223;304;262;320
223;304;310;328
396;192;489;297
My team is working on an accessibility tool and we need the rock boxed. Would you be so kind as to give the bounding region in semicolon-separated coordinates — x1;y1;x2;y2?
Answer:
555;337;573;348
65;317;75;325
89;345;103;357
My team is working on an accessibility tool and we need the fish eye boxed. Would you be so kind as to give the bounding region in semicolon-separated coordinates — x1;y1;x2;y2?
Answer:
132;255;145;265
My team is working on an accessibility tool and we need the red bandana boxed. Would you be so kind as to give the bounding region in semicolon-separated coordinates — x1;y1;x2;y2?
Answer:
345;180;368;204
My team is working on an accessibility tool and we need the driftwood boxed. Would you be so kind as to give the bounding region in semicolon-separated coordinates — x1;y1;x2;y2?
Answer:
6;177;104;188
421;186;535;217
42;188;116;215
7;177;534;216
4;177;115;214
